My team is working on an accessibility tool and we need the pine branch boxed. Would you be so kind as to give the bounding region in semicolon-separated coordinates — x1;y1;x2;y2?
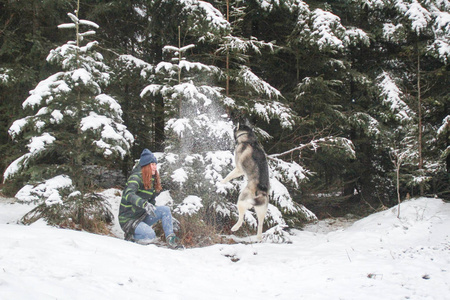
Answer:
269;137;355;159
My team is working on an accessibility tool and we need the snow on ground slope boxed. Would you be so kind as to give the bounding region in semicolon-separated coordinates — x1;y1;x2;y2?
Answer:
0;195;449;300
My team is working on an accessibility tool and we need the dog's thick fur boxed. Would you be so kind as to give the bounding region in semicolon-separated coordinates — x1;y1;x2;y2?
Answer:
221;124;270;241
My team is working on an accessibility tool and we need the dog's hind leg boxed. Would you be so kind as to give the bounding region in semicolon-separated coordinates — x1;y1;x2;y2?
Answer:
231;200;252;232
254;204;268;241
221;167;244;184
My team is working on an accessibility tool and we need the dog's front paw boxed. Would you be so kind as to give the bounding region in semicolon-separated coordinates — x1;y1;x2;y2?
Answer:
220;178;230;184
231;224;241;232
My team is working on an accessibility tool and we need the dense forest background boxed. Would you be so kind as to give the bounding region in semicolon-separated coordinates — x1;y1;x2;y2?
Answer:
0;0;448;235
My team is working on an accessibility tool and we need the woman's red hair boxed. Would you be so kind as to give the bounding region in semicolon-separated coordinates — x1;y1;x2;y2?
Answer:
141;164;162;192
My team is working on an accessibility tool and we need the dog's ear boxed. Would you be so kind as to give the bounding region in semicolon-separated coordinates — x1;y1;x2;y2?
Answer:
236;118;248;129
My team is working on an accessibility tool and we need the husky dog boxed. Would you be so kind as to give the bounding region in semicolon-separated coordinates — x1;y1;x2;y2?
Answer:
221;124;270;241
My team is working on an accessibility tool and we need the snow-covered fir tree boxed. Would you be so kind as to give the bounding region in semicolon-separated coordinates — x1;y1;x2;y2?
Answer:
259;1;371;202
137;36;317;237
211;1;320;229
3;9;133;230
141;43;236;221
1;0;448;225
358;0;450;195
114;1;319;238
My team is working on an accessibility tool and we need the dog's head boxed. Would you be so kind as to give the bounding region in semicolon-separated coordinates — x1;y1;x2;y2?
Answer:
234;123;256;143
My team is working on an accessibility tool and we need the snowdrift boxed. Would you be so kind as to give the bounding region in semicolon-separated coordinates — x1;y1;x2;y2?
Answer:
0;196;449;299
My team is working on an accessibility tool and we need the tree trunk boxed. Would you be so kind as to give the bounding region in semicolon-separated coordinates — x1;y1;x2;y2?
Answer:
153;36;165;152
396;154;404;218
154;94;165;152
226;0;230;96
417;44;424;195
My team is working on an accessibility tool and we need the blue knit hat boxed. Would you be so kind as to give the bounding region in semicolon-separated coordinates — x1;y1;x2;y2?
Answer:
139;148;157;166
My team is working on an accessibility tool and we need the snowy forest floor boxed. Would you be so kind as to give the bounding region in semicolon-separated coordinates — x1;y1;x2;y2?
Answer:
1;191;449;299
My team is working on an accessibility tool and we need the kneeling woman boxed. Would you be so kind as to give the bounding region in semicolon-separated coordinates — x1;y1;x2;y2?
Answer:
119;149;181;248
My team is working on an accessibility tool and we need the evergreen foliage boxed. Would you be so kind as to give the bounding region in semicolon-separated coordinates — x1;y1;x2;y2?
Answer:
1;0;449;236
3;8;133;232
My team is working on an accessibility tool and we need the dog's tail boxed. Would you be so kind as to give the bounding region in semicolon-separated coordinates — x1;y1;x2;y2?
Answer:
257;183;268;193
254;189;268;206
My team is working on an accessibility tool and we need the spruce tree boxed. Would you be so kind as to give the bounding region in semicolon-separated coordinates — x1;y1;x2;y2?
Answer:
141;42;236;226
140;39;317;241
0;0;72;186
3;8;133;231
274;1;374;205
112;1;318;241
349;0;450;198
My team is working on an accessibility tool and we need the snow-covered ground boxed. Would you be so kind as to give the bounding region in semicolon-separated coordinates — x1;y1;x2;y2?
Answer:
0;191;449;300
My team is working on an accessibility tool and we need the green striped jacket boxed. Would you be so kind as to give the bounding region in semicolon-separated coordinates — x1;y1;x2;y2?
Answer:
119;166;157;240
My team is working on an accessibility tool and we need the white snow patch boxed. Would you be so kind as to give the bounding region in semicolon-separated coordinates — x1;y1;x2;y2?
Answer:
0;196;448;299
172;168;188;185
174;195;203;215
15;175;74;204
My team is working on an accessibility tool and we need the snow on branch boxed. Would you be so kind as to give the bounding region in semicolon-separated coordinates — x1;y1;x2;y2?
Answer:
204;150;235;191
428;11;450;63
27;133;56;154
390;137;417;163
79;19;100;28
80;112;134;158
79;30;96;38
437;115;450;137
438;115;450;159
180;0;229;32
15;175;74;205
218;36;276;55
237;66;281;99
295;7;368;53
0;68;11;84
396;0;431;34
62;13;99;29
94;94;124;119
382;23;404;43
163;44;196;54
166;118;192;138
262;224;292;244
255;0;308;13
179;61;216;73
3;154;31;183
174;195;203;216
117;55;154;78
433;11;450;38
428;39;450;63
269;158;310;189
266;204;285;226
67;12;79;24
155;62;176;74
3;133;56;182
270;136;356;160
253;101;296;129
344;27;370;47
58;23;76;29
348;112;381;137
195;114;233;138
269;176;317;219
377;71;414;123
140;84;162;98
359;0;387;9
21;72;70;109
8;117;31;140
309;9;346;51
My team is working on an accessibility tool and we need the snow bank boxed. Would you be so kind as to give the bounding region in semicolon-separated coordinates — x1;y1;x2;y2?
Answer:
0;196;448;299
